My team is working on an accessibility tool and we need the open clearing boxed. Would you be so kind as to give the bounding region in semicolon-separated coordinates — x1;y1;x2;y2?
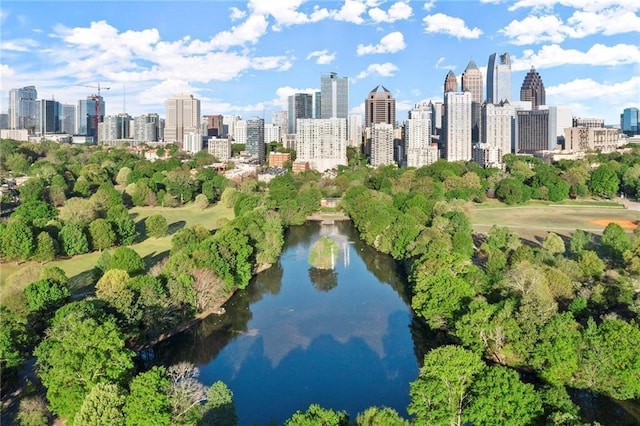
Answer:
0;203;233;299
470;200;639;242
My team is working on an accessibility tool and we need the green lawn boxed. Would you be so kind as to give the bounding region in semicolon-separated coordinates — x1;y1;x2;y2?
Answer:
0;203;234;303
470;201;639;242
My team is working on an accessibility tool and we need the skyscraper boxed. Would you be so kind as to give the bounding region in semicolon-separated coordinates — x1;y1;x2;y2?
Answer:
77;95;105;137
287;93;313;134
348;114;363;147
621;107;639;136
444;71;458;94
98;113;131;144
246;117;265;163
133;113;161;142
365;85;396;128
320;72;348;119
35;99;61;135
462;59;483;143
164;94;200;147
443;91;472;162
486;52;512;103
516;109;550;153
203;115;224;137
405;103;437;168
520;67;546;110
60;104;76;134
370;122;395;167
9;86;37;130
482;101;515;155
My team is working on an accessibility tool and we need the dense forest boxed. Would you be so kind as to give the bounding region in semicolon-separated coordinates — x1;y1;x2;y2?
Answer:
0;138;639;425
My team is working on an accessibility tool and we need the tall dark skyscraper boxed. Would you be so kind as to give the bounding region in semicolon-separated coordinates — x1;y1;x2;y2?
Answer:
520;66;546;110
365;85;396;128
486;52;512;103
444;70;458;94
287;93;313;134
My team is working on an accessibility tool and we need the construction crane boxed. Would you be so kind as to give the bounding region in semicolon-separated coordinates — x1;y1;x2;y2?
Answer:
77;83;110;136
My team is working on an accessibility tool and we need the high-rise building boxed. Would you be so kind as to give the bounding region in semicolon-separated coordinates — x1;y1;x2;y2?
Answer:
133;113;161;142
208;137;232;161
621;107;639;136
246;118;265;163
264;123;281;144
348;114;363;147
369;122;395;167
486;52;512;103
516;109;550;153
429;101;443;135
443;92;472;162
35;99;61;134
539;105;571;147
8;86;37;130
164;94;200;147
520;67;546;110
444;71;458;94
405;103;437;168
462;59;483;143
223;115;240;140
203;115;224;137
77;96;105;137
287;93;314;134
234;119;247;144
482;101;515;156
365;85;396;128
272;110;288;143
320;72;348;119
564;127;621;152
60;104;76;134
0;114;8;130
98;113;131;144
296;118;347;171
314;91;321;118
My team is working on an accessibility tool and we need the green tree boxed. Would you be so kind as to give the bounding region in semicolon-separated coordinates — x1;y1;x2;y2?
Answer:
74;383;125;426
285;404;349;426
95;269;136;321
124;367;172;426
24;278;71;320
578;250;605;279
0;309;33;372
58;222;89;256
34;305;134;420
495;178;530;205
1;218;33;262
355;407;408;426
531;312;581;385
18;177;46;204
202;381;238;426
106;247;145;275
409;345;484;426
16;396;50;426
464;366;542;426
12;199;58;226
542;232;565;255
89;218;117;251
589;164;619;198
145;214;168;238
60;197;97;227
33;231;57;263
600;222;632;263
569;229;591;256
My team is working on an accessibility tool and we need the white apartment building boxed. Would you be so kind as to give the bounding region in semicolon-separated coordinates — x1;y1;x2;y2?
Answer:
208;137;232;161
234;120;247;144
444;92;472;162
370;122;395;167
295;118;347;172
183;132;202;154
264;124;281;144
482;101;515;156
405;107;437;168
540;105;572;149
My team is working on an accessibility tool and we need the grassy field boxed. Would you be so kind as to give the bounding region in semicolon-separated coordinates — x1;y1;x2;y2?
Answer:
0;203;234;302
470;200;639;243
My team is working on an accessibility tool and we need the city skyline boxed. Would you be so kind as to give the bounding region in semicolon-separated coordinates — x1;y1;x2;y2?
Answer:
1;1;638;125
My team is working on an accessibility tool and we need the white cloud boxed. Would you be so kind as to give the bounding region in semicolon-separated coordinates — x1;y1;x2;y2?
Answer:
368;1;413;23
248;0;331;31
0;38;39;52
355;62;399;80
274;86;318;109
423;13;482;39
435;57;456;70
332;0;367;24
139;79;199;105
500;15;566;45
209;14;269;48
546;75;640;122
357;31;406;55
508;0;639;13
512;43;640;71
423;1;436;11
306;49;336;65
229;7;247;21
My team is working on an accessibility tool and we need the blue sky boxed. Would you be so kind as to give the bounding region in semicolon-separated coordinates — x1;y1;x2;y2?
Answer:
1;0;638;125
